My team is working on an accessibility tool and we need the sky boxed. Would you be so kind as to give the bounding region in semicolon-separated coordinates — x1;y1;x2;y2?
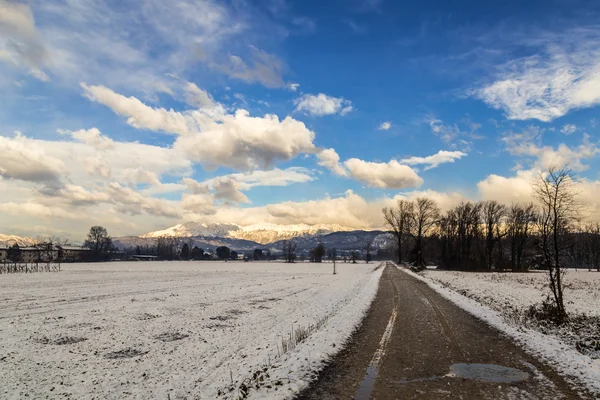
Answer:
1;0;600;240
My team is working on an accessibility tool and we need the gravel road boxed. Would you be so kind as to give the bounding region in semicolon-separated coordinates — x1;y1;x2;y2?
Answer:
298;264;591;399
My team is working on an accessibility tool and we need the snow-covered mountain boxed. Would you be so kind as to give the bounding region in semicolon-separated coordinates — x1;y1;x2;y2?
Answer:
229;223;354;244
141;221;356;244
0;234;37;247
140;222;240;239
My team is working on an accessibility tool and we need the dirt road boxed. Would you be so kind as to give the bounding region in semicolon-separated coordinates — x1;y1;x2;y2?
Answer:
297;264;590;400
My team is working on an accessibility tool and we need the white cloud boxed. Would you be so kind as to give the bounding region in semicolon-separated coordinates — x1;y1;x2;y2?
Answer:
400;150;467;170
378;121;391;130
344;158;423;189
82;84;318;171
62;128;115;150
474;28;600;122
287;83;300;92
183;82;214;109
0;1;49;80
503;128;599;172
214;46;287;88
0;133;64;183
560;124;577;135
317;148;348;177
477;170;537;205
212;178;250;204
106;182;180;218
175;109;317;170
81;84;194;136
202;167;314;191
294;93;353;116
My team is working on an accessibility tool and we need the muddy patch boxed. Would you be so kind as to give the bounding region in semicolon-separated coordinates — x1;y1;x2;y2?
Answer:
33;336;88;345
104;348;149;359
136;313;161;320
155;332;190;342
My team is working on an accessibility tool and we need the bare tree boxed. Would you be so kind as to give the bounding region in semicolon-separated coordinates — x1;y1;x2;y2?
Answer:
83;226;113;261
282;240;297;263
439;201;483;270
507;203;537;271
409;197;441;268
383;200;414;264
331;247;337;274
364;236;374;263
312;243;325;263
481;200;508;270
533;167;581;322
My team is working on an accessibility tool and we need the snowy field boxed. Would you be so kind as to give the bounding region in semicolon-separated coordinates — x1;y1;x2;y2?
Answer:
0;261;383;399
420;269;600;318
404;266;600;396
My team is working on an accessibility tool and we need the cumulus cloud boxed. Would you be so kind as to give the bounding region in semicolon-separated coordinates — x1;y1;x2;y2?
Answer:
82;84;194;135
82;84;318;170
183;81;215;109
473;28;600;122
503;128;599;172
106;182;180;218
400;150;467;170
344;158;423;189
294;93;353;116
560;124;577;135
477;170;537;205
62;128;115;150
378;121;391;130
175;109;317;170
317;148;348;177
0;134;64;183
317;148;431;188
212;178;250;204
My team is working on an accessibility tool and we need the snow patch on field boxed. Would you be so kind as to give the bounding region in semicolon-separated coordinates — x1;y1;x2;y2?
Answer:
395;265;600;396
0;261;383;399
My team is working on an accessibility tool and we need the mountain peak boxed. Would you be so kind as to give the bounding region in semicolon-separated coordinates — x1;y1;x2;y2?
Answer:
140;221;357;244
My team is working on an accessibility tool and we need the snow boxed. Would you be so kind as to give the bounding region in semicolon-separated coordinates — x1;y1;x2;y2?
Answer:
395;264;600;396
0;261;383;399
420;268;600;317
0;233;37;247
140;221;358;244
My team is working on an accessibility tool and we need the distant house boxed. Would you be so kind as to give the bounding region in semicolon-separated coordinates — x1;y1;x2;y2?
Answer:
0;244;91;263
58;246;92;262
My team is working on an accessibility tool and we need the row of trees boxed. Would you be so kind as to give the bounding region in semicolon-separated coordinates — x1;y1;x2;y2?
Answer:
383;167;593;323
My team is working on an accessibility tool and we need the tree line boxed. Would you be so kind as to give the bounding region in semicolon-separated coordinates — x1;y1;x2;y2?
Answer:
383;167;597;323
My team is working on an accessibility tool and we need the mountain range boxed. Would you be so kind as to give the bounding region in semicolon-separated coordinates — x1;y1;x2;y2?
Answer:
116;221;393;253
1;222;394;254
140;221;355;244
0;234;38;247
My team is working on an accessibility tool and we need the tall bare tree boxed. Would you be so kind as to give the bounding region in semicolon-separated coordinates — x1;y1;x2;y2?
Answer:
533;167;581;321
507;203;537;271
409;197;441;268
383;200;414;264
481;200;508;270
364;236;374;263
282;240;297;263
83;226;112;261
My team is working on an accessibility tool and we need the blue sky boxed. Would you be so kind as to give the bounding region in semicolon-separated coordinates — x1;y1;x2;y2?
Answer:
1;0;600;239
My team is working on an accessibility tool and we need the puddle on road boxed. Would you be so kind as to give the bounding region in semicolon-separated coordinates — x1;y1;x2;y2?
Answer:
447;363;529;383
354;365;378;400
393;363;530;387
